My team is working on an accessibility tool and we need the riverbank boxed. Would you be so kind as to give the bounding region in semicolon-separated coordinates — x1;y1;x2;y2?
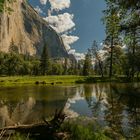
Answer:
0;76;85;86
0;75;139;87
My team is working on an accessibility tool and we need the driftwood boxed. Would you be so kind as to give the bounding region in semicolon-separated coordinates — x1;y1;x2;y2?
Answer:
0;109;67;140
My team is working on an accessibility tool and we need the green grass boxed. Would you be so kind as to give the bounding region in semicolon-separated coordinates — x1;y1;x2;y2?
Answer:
0;75;85;86
60;118;111;140
0;75;139;87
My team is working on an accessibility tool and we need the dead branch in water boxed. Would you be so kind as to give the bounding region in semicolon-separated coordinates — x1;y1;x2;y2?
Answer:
0;109;67;139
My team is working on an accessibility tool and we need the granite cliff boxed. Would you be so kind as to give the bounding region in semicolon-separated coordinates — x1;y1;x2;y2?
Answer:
0;0;69;58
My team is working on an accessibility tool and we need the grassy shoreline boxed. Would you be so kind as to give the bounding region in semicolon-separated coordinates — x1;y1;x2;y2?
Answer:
0;76;85;86
0;75;139;87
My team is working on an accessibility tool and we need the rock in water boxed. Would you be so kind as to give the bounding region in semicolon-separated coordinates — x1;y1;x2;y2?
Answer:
0;0;69;58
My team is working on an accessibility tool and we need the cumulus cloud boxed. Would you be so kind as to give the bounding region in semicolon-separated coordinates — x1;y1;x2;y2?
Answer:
68;49;75;54
40;0;70;11
40;0;47;5
61;35;79;51
39;0;83;60
61;34;79;45
44;13;75;33
61;35;84;60
49;0;71;11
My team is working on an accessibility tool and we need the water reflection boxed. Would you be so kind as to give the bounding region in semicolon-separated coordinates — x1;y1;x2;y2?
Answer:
65;83;140;137
0;83;140;138
111;84;140;137
0;86;76;127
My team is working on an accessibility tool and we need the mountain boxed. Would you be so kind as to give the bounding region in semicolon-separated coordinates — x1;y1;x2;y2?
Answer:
0;0;69;58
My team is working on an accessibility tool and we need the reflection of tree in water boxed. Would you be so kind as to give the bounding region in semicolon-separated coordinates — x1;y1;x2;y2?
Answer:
84;84;93;107
104;84;124;137
84;84;106;119
82;83;140;138
83;83;140;138
111;84;140;138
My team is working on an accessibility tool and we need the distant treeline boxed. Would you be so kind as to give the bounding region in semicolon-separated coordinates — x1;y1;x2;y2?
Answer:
0;44;84;76
0;40;140;78
0;53;79;76
83;40;140;79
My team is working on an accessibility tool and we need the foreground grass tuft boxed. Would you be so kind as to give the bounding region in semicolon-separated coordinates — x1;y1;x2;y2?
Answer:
60;118;111;140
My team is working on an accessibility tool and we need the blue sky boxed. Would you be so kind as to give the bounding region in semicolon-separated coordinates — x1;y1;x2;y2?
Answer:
29;0;106;53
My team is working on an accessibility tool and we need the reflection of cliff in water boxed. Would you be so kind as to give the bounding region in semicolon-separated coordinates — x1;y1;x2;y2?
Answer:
0;86;75;128
0;83;140;138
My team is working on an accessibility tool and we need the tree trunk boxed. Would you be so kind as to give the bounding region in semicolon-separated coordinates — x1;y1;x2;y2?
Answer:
98;61;104;78
109;36;114;78
137;71;140;80
131;29;136;78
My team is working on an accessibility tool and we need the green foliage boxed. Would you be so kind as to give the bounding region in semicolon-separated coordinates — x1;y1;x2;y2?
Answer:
12;133;26;140
40;44;50;75
0;0;15;12
83;51;92;76
102;0;140;78
0;76;86;86
103;0;122;78
61;121;110;140
51;62;64;75
0;50;85;76
104;46;124;75
103;1;121;39
0;0;5;12
0;52;40;76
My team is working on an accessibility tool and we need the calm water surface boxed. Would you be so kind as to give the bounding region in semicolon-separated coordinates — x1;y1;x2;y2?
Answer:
0;83;140;137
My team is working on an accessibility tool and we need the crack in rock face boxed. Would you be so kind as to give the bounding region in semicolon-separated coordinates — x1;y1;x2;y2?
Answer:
0;0;69;58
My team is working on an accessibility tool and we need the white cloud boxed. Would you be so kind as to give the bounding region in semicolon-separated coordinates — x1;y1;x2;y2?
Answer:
68;49;75;54
39;0;82;60
40;0;47;5
73;52;85;60
61;35;79;51
40;0;70;11
61;34;79;45
68;49;85;61
49;0;71;11
34;6;43;14
44;13;75;33
61;35;84;60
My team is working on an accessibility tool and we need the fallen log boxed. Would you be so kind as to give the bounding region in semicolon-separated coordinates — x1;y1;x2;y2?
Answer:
0;109;67;139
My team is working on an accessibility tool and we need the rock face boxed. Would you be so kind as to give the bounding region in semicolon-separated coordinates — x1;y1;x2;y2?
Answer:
0;0;68;58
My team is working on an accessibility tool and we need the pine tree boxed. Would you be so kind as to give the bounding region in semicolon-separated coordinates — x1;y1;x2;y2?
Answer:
105;0;140;78
103;1;121;77
40;44;50;75
83;50;92;76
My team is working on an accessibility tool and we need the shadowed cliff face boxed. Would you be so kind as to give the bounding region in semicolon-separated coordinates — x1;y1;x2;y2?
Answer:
0;0;69;58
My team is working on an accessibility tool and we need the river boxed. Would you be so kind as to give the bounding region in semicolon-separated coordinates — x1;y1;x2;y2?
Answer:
0;83;140;137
